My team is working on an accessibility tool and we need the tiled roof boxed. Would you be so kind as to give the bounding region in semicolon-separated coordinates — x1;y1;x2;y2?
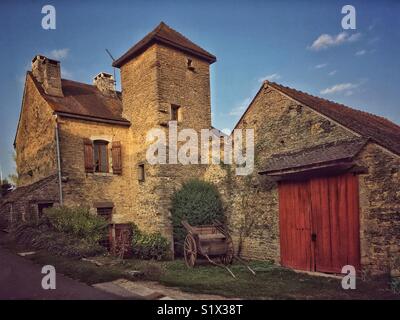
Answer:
261;138;368;173
266;81;400;155
29;72;130;125
0;174;58;205
113;22;216;68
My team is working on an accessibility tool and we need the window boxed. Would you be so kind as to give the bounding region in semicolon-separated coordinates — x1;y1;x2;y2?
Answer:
170;104;181;122
84;139;122;174
93;140;109;173
187;58;195;71
37;203;53;217
138;163;145;182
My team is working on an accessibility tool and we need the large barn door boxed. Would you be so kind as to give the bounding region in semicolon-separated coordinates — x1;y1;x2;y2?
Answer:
278;173;360;273
279;180;313;271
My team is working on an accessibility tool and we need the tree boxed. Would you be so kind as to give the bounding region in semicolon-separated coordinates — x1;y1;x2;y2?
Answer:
170;179;225;255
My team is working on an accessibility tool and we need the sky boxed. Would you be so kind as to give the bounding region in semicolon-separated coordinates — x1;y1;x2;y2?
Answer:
0;0;399;179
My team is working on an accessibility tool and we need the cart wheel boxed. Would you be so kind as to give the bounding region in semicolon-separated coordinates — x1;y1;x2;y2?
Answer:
184;234;197;268
220;235;234;265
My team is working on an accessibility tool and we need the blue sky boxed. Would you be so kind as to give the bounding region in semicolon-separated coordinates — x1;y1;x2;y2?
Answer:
0;0;399;178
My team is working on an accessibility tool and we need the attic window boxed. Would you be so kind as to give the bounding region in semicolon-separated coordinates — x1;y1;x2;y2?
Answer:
187;58;195;71
138;163;145;182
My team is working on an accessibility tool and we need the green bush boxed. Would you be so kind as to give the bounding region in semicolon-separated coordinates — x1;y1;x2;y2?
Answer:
131;224;169;260
170;179;225;255
45;206;108;243
13;219;106;257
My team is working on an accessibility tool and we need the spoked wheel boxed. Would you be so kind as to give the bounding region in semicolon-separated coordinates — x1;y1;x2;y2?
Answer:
220;235;234;265
184;234;197;268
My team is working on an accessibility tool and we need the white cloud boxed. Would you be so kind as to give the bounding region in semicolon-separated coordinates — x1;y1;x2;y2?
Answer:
228;97;251;116
309;32;361;50
258;73;281;82
48;48;70;60
320;83;359;95
328;70;337;76
315;63;327;69
355;49;366;56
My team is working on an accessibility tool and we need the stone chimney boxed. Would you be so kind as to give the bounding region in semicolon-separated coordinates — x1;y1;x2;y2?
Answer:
93;72;115;95
31;55;63;97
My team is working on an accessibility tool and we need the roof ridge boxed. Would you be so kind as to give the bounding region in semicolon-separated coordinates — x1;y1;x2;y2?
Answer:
265;80;400;130
113;21;216;67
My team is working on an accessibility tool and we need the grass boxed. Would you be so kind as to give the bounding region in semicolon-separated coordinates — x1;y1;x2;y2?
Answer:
1;233;399;299
155;260;399;300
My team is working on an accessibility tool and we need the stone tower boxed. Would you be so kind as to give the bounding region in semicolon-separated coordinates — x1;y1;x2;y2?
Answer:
112;22;217;248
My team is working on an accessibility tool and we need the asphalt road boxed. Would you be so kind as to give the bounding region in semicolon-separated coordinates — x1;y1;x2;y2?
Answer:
0;237;119;300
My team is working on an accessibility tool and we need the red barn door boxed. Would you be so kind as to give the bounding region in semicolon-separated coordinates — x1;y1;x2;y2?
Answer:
279;173;360;273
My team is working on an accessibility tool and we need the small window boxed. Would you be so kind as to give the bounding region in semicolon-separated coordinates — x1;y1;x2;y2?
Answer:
97;207;112;223
138;163;145;182
187;58;194;70
93;140;109;173
170;104;181;122
38;203;53;217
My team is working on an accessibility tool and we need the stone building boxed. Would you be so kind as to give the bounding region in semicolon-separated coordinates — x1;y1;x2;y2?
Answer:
1;22;399;276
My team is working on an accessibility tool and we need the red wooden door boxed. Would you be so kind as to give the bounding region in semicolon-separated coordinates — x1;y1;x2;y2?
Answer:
279;173;360;273
279;180;313;271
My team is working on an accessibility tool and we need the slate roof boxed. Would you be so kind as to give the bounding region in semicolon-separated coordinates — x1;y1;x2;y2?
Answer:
266;81;400;155
28;72;130;125
0;174;58;205
113;22;216;68
260;138;368;174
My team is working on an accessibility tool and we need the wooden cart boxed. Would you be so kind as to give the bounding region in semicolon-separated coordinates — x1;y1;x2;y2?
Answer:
182;220;255;278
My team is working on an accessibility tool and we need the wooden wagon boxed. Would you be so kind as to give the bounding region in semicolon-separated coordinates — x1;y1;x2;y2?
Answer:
182;220;255;278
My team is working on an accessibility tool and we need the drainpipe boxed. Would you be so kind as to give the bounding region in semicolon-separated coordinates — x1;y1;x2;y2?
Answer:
55;115;63;206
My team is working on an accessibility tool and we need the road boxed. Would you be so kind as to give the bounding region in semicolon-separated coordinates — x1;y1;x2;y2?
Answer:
0;236;119;300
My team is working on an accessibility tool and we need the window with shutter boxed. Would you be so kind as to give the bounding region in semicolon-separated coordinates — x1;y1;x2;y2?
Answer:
112;141;122;174
83;138;94;173
93;140;109;173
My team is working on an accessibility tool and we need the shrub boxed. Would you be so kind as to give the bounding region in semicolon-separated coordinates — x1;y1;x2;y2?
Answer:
131;224;169;260
13;220;106;257
45;206;108;243
170;179;225;255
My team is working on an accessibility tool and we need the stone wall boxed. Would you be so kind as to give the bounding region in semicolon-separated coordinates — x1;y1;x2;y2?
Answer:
118;43;213;247
58;117;131;223
356;143;400;275
205;84;400;275
15;75;58;186
205;83;357;262
0;175;59;229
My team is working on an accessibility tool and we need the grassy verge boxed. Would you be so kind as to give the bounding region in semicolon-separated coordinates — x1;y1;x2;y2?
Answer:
1;232;398;299
157;260;398;300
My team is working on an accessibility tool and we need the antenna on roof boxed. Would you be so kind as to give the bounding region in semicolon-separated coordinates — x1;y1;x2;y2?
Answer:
105;49;117;90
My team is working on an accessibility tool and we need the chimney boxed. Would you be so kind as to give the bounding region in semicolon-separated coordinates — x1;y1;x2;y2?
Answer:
93;72;115;95
31;55;63;97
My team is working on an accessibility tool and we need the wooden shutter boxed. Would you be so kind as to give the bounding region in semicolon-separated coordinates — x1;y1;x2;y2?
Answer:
83;138;94;173
112;141;122;174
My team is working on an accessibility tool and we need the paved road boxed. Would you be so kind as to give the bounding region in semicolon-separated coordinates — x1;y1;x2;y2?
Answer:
0;236;120;300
